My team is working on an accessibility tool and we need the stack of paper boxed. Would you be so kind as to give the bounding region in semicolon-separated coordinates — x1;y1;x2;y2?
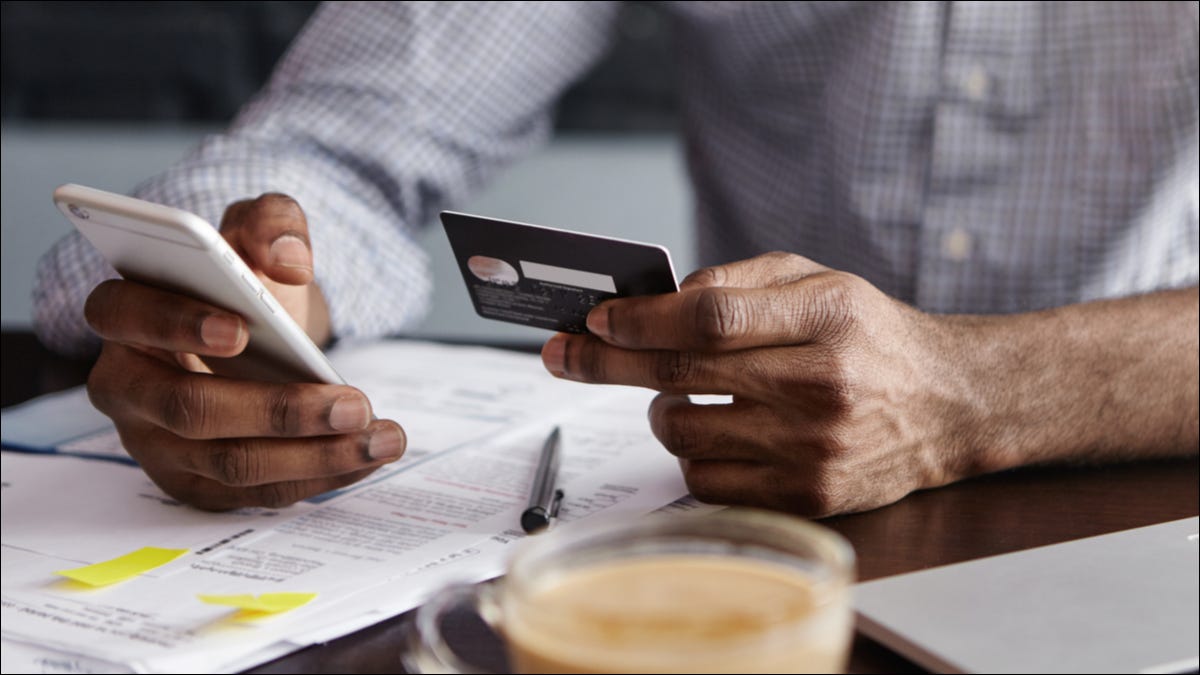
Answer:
2;341;705;673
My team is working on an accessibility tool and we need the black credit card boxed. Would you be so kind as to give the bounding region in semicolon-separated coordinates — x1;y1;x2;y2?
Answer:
440;211;679;334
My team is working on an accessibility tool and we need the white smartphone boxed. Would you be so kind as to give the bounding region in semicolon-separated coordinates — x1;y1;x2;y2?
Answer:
53;183;344;385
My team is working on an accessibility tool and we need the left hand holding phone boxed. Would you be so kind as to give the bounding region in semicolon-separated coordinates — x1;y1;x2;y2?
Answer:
82;193;407;511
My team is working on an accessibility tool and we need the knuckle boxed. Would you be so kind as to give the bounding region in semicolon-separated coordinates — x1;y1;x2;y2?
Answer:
314;436;355;475
208;443;265;487
759;251;803;282
655;350;698;388
682;265;723;288
765;251;815;279
173;308;206;347
255;193;308;229
219;199;254;230
693;288;744;349
816;432;853;463
792;444;852;517
802;353;859;413
160;379;208;437
813;273;865;332
565;337;605;382
266;385;304;436
827;365;860;412
777;462;840;517
763;250;797;265
774;353;848;410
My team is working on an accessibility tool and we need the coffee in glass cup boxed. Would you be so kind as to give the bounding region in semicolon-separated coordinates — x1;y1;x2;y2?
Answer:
404;508;855;674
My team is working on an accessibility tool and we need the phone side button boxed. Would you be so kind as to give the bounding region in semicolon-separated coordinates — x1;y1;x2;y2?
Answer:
240;273;261;292
222;251;236;266
258;289;279;314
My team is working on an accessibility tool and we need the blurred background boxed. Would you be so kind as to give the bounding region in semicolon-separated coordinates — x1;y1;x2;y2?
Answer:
1;1;693;345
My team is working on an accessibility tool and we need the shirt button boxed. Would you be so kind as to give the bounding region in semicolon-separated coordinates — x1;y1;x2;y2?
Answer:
941;228;973;262
961;66;990;102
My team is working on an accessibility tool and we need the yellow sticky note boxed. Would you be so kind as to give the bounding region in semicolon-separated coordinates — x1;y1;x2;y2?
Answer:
56;547;188;587
198;592;317;615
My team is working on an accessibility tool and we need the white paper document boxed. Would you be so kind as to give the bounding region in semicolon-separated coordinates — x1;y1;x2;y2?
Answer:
2;341;705;673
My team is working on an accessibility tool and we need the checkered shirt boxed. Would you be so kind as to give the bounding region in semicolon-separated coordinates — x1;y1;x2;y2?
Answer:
33;1;1199;356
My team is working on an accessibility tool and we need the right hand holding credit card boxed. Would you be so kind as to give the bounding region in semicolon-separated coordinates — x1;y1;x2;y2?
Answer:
440;211;679;334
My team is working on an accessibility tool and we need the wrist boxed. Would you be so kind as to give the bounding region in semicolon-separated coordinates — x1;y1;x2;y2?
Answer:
916;311;1017;484
918;292;1199;479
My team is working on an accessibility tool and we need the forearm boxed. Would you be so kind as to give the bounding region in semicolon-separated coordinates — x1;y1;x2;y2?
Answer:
34;2;622;355
205;1;619;342
132;144;435;343
942;286;1199;477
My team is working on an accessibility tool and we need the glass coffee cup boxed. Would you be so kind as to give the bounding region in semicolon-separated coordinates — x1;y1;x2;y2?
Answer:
403;508;856;673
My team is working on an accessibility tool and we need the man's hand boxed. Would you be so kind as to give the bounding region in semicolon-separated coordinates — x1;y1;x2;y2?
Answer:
84;194;406;510
540;252;1199;517
540;252;966;516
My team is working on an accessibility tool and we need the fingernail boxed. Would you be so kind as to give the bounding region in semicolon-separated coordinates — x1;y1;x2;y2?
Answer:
329;396;371;431
269;235;312;271
368;426;406;460
586;305;610;337
200;314;243;349
542;333;567;377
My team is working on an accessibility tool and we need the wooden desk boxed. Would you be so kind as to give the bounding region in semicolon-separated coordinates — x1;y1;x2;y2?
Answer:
4;330;1196;673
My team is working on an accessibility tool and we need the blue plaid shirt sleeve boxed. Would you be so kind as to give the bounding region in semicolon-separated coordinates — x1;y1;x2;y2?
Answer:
32;1;619;355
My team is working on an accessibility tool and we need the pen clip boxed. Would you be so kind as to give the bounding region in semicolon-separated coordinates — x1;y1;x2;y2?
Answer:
520;489;564;535
547;489;564;521
521;427;564;534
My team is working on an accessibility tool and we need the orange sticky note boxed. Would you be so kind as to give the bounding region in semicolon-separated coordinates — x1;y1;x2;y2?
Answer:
198;592;317;616
56;547;188;587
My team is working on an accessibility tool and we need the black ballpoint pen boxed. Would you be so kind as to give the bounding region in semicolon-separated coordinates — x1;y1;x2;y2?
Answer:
521;426;564;534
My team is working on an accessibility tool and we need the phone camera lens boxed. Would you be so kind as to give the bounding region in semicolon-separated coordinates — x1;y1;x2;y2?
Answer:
68;204;90;220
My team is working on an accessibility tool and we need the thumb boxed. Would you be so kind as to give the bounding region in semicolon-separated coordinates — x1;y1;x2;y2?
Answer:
219;193;314;286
